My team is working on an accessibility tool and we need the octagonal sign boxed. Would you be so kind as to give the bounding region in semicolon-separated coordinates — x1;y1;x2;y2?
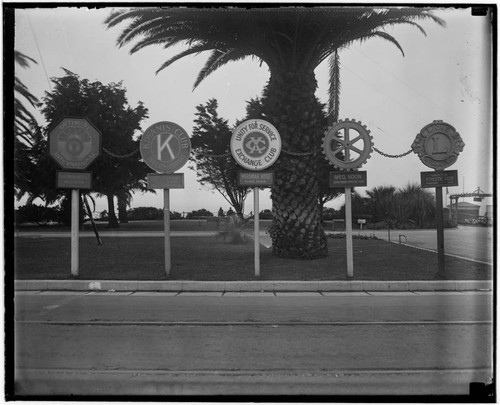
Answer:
49;117;102;170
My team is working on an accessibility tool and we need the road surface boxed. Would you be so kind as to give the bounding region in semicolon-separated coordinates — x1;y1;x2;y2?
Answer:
336;225;493;264
13;291;493;396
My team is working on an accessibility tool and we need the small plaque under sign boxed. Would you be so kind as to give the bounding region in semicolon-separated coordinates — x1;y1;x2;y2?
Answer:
421;170;458;188
56;171;92;189
330;171;367;187
238;171;274;187
147;173;185;189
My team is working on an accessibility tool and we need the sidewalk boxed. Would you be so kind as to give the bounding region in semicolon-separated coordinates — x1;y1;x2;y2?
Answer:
14;279;493;293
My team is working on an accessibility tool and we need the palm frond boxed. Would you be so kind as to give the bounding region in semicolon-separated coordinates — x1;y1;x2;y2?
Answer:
327;50;340;124
105;7;446;87
154;43;215;74
193;49;252;89
15;50;37;68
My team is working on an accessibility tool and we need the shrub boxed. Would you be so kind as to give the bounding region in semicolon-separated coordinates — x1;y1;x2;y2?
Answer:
15;204;62;225
127;207;163;221
186;209;214;219
259;209;273;220
218;215;250;244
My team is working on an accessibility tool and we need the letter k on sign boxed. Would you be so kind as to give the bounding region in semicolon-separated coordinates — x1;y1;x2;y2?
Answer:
158;134;175;160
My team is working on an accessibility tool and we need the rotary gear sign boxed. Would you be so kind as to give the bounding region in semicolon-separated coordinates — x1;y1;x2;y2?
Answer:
322;119;373;170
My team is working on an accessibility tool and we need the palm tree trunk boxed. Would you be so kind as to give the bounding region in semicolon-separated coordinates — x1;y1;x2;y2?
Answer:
106;193;119;228
265;71;328;259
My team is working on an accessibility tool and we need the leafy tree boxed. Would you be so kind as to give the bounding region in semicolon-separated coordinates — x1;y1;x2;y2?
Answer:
106;7;445;258
190;99;249;217
40;69;150;227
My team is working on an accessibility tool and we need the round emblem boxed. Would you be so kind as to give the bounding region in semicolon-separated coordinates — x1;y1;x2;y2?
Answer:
140;121;191;173
411;121;465;169
322;119;373;170
230;119;281;170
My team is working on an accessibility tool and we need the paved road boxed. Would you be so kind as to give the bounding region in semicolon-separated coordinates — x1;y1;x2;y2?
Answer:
13;291;493;396
337;225;494;264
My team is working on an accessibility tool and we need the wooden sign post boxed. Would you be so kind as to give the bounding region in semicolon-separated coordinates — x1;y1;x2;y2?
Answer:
49;117;101;277
140;121;191;277
231;120;281;278
412;121;464;276
323;119;373;278
330;171;368;278
238;171;275;277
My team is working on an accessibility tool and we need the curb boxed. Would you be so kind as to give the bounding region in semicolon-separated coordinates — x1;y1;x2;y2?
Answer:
14;280;493;293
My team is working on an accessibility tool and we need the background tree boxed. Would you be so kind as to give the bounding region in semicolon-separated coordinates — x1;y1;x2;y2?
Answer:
190;99;250;217
106;7;444;258
27;69;149;227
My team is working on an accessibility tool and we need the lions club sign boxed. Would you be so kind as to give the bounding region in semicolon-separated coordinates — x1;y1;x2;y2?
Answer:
411;120;465;170
230;119;281;170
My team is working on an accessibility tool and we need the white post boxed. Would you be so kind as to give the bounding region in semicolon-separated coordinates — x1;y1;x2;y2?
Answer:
71;189;79;277
345;186;354;278
254;187;260;278
164;188;171;277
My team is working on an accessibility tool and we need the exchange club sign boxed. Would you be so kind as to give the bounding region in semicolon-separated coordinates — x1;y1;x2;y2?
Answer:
230;119;281;170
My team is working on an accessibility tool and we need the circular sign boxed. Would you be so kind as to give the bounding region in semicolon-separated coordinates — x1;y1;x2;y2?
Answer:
322;119;373;170
49;117;102;170
140;121;191;173
411;120;465;169
230;119;281;170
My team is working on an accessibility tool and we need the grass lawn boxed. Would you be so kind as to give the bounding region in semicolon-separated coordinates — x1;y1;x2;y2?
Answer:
13;224;491;281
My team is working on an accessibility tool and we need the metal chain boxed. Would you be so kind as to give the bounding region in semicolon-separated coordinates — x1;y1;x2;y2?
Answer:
373;147;413;159
205;152;231;158
101;146;412;160
281;148;321;156
102;147;140;159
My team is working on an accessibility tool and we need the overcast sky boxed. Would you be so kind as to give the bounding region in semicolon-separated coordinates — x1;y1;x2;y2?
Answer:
13;5;494;215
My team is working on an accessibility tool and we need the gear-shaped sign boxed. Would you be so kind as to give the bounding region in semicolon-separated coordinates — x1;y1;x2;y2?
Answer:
322;119;373;170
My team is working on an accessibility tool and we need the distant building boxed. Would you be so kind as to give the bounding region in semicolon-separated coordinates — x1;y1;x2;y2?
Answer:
446;201;481;224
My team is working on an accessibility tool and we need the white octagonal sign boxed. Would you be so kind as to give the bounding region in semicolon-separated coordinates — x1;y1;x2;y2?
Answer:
49;117;101;170
230;119;281;170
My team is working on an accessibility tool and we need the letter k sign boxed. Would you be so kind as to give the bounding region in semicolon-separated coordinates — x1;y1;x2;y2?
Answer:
157;134;175;160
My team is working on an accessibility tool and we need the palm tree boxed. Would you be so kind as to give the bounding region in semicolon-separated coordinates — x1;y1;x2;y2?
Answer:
366;185;397;224
105;6;445;259
398;183;435;227
14;51;41;200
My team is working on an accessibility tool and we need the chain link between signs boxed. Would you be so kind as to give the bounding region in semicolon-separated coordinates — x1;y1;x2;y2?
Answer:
103;147;139;159
281;148;320;156
103;147;413;160
373;147;413;159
